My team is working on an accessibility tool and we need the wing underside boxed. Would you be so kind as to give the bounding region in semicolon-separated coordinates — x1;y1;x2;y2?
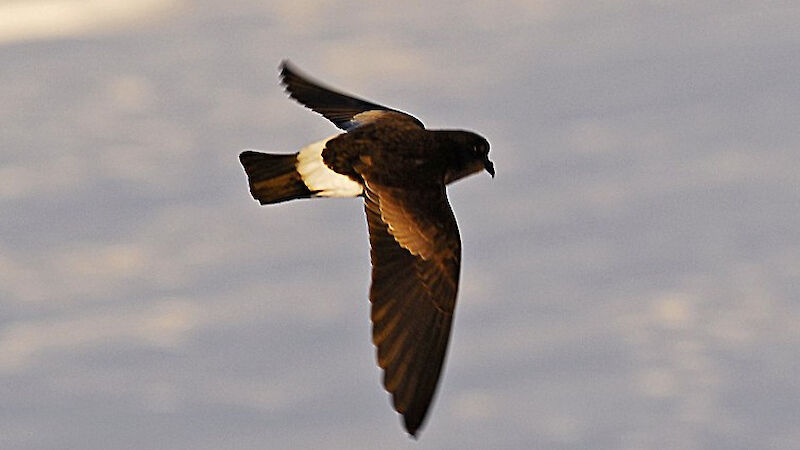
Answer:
362;181;461;436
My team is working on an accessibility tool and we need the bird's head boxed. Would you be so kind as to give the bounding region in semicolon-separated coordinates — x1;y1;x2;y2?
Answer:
442;130;494;184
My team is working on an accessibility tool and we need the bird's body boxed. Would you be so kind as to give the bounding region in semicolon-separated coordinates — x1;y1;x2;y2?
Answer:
239;61;492;436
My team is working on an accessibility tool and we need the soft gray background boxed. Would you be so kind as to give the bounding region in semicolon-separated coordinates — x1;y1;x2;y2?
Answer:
2;1;799;449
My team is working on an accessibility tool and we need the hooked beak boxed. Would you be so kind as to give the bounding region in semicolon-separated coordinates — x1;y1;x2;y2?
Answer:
484;158;495;178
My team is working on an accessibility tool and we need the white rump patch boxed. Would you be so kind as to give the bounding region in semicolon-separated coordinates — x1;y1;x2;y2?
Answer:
296;136;363;197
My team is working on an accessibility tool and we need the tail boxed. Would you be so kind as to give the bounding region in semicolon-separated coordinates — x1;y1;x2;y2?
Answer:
239;151;313;204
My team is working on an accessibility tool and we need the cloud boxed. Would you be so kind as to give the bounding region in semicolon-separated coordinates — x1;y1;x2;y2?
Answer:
0;156;88;201
0;0;185;45
0;299;203;374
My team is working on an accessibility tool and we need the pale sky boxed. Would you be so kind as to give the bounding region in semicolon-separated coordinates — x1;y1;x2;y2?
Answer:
2;1;800;449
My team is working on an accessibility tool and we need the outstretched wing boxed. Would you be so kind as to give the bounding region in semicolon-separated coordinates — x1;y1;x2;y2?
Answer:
363;180;460;436
280;60;424;131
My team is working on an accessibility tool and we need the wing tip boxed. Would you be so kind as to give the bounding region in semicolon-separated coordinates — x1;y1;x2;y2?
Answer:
277;59;324;104
278;58;293;74
404;415;422;438
278;59;294;87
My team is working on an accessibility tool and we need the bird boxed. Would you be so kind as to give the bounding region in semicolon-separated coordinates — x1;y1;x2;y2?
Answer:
238;60;493;437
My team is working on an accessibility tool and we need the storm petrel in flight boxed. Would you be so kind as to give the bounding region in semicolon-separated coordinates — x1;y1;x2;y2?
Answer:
239;61;493;437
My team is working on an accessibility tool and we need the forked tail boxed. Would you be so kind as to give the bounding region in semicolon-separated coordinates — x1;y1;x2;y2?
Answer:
239;151;313;204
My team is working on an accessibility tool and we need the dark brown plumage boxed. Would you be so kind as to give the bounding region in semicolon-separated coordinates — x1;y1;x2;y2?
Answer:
239;151;313;204
238;61;493;437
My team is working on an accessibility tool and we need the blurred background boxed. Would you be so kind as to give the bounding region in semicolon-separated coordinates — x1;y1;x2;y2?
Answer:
2;1;799;449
